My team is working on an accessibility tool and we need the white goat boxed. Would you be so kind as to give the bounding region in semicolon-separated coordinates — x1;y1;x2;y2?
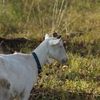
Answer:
0;34;68;100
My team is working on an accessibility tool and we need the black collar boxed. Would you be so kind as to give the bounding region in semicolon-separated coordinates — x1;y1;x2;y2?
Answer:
32;52;42;73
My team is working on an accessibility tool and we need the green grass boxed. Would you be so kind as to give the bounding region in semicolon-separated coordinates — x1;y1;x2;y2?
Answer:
28;52;100;100
0;0;100;100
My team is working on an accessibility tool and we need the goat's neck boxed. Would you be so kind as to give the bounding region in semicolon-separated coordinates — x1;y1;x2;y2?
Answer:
34;40;49;67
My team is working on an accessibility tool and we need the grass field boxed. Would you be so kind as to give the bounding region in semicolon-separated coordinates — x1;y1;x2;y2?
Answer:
0;0;100;100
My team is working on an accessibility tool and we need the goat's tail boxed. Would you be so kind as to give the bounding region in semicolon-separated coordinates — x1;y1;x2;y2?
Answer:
0;75;10;89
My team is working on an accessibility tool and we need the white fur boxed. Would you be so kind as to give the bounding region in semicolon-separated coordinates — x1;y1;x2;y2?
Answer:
0;34;68;100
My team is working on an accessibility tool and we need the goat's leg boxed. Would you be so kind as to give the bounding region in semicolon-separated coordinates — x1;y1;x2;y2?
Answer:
14;96;20;100
0;88;10;100
19;91;30;100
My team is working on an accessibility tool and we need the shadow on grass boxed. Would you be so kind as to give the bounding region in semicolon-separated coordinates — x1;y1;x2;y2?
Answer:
28;87;100;100
63;35;100;57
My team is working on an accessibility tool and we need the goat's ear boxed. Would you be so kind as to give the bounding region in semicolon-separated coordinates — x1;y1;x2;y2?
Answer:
53;32;58;37
50;38;61;46
57;35;62;39
45;34;51;40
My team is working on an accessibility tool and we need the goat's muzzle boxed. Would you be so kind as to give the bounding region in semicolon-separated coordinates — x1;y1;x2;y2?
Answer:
61;58;68;63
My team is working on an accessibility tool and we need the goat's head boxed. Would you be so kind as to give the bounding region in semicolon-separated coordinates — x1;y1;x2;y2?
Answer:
45;34;68;63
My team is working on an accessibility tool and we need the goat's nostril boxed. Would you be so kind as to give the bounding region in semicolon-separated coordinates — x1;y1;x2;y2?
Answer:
66;58;68;62
62;58;68;63
65;59;68;63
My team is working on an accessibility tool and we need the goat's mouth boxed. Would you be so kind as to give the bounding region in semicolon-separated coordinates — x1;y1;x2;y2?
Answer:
61;58;68;63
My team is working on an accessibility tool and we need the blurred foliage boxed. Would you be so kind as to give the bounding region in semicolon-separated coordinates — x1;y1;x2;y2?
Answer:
0;0;100;100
